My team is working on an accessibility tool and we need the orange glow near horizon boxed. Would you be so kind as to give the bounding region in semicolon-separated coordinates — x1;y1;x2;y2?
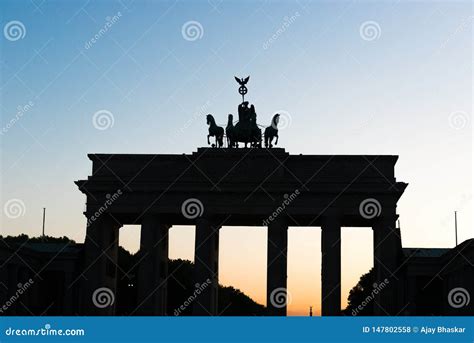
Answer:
120;224;374;316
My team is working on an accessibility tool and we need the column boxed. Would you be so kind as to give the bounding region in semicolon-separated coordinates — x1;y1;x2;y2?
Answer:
373;215;400;315
81;214;120;315
266;217;288;316
62;270;74;315
16;267;30;315
193;218;219;316
6;264;19;315
0;264;8;310
321;215;341;316
137;215;170;315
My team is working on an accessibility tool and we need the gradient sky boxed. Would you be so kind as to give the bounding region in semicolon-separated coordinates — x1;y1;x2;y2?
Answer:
1;0;472;316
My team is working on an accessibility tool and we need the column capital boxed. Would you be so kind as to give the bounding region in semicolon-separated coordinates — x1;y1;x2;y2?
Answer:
372;214;398;230
196;217;222;231
267;215;288;228
86;212;122;230
141;213;171;227
321;214;342;227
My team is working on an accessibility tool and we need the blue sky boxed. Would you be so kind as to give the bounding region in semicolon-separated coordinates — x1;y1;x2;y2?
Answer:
1;0;472;314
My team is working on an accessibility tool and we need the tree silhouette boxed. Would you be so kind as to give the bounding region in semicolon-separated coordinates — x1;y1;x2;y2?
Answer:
342;268;375;316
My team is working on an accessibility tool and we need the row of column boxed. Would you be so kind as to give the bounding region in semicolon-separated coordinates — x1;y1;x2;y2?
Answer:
82;213;400;316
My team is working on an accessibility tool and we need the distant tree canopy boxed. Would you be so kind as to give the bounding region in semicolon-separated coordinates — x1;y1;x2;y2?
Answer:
342;268;375;316
166;259;265;316
1;234;75;245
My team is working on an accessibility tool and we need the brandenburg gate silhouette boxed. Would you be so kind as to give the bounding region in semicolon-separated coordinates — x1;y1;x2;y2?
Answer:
76;148;407;316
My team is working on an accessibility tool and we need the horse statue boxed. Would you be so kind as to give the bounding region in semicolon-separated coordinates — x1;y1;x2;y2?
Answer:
226;114;237;148
264;113;280;148
206;114;224;148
